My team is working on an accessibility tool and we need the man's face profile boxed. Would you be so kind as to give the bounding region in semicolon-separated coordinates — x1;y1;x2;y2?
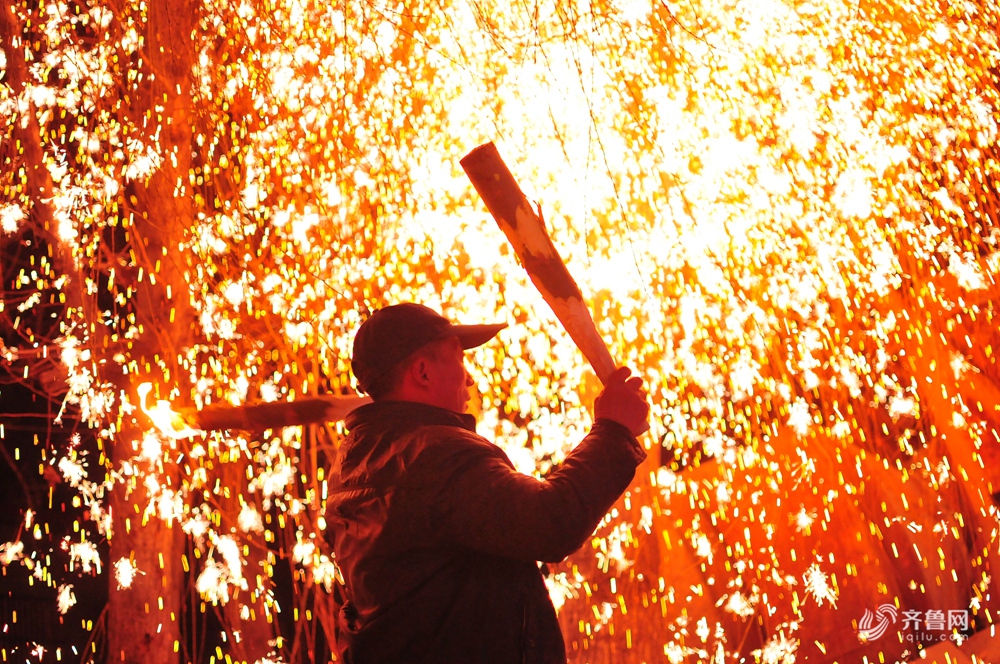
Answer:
420;336;473;414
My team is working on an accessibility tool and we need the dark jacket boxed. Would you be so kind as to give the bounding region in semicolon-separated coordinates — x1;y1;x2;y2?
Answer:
326;400;646;663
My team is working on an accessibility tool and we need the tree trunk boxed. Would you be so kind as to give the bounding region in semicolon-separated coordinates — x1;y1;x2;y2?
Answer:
106;0;196;660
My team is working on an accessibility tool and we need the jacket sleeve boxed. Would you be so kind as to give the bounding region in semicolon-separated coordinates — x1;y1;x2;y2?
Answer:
411;419;646;563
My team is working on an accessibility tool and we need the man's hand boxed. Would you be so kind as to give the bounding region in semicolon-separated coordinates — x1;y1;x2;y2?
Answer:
594;367;650;437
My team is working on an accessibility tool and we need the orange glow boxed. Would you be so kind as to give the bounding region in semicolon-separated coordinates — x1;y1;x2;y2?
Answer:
136;383;204;440
1;0;999;661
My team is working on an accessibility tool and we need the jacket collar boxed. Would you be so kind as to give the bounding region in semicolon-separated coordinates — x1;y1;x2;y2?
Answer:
344;400;477;434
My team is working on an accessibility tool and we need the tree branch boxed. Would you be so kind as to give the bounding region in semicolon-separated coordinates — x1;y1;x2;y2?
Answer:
178;394;370;433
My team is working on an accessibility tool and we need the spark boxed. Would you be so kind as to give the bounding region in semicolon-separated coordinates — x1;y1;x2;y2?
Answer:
723;590;758;618
216;535;244;582
696;616;710;642
787;399;812;436
0;541;24;566
637;505;654;534
792;448;817;485
950;352;971;379
196;558;231;605
545;570;583;612
238;504;265;534
753;631;799;664
253;657;285;664
113;557;143;589
802;563;838;608
596;522;635;573
693;533;713;562
311;556;340;593
68;541;102;575
56;584;76;614
0;204;25;234
948;252;987;291
793;508;816;532
887;393;916;420
139;432;163;462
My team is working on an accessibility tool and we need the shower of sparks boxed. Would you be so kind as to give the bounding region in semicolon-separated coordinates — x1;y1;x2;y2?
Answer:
1;0;999;661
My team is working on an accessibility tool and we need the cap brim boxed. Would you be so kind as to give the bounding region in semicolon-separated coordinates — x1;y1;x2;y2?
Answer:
451;323;507;349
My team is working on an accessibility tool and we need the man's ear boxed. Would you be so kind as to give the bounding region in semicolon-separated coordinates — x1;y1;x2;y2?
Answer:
407;356;432;389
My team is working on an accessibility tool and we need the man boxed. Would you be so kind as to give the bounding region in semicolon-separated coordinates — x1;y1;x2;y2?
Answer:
327;303;649;663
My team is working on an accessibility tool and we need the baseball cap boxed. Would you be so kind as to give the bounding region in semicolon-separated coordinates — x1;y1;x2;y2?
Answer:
351;303;506;394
